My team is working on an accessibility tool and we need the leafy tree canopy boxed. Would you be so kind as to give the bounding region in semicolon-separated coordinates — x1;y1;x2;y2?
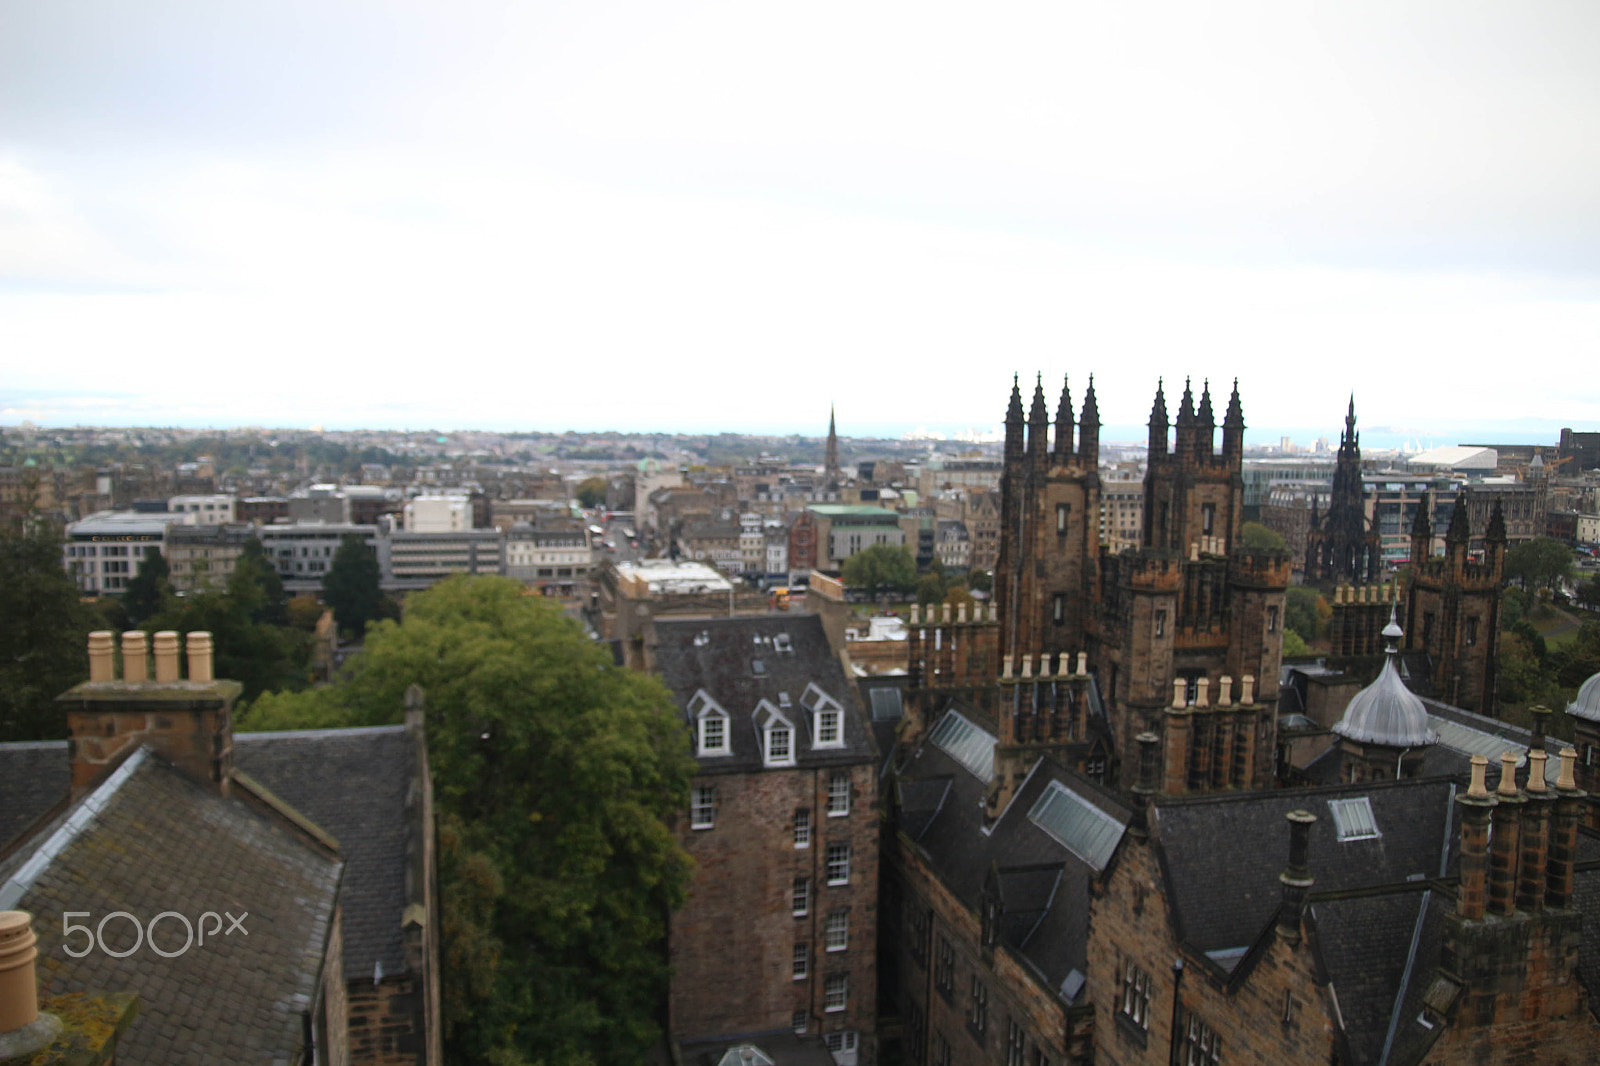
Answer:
322;534;383;639
842;543;917;594
1504;537;1575;594
1284;586;1329;642
232;537;288;626
1282;628;1311;657
0;526;96;740
244;576;695;1066
1238;522;1288;552
144;587;311;702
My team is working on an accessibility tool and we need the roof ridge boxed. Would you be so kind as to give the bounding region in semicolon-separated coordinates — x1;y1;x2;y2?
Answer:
0;746;151;910
235;725;407;741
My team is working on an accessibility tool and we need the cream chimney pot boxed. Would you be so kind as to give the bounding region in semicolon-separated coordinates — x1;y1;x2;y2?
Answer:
1241;674;1255;705
122;631;148;683
1497;751;1520;796
87;631;115;682
1195;677;1210;708
1557;747;1578;791
1172;678;1187;710
1467;754;1490;798
186;632;214;683
153;631;181;683
1076;651;1088;675
1526;750;1548;793
1218;675;1233;706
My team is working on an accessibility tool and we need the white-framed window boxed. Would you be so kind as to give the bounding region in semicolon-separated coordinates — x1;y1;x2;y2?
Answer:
767;726;793;765
825;1031;858;1066
699;714;728;756
826;843;851;885
828;772;851;817
794;809;812;848
792;1011;808;1035
793;877;811;916
824;974;848;1012
804;684;846;750
825;911;849;952
816;708;842;746
1182;1014;1221;1066
1120;961;1151;1029
793;942;809;980
691;784;717;829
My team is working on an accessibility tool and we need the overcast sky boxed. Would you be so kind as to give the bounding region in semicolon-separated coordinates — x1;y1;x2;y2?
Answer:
2;1;1596;444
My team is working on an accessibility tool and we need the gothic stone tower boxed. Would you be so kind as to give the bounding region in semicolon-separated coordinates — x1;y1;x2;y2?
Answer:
993;375;1288;794
1304;397;1381;585
1406;491;1504;715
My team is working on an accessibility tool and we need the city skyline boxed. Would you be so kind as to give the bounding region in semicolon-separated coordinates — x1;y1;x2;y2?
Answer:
2;2;1597;439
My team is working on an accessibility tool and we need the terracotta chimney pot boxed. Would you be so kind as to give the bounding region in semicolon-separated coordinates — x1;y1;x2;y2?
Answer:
121;631;148;683
0;910;39;1032
87;631;116;682
186;632;214;683
152;631;181;683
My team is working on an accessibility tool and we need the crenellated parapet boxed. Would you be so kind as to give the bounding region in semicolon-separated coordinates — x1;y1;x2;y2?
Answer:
1228;548;1293;589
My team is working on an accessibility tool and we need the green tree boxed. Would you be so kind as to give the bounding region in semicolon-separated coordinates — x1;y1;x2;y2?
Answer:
121;547;171;626
1577;575;1600;611
322;534;383;639
966;568;993;594
230;537;289;626
575;476;609;509
1284;586;1327;642
841;544;918;594
244;576;694;1066
1504;537;1575;595
1282;629;1311;657
144;587;311;701
0;526;96;740
916;571;947;607
1238;522;1288;552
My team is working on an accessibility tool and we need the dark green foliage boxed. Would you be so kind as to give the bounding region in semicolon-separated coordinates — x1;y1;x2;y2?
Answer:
1282;629;1311;657
144;589;311;702
842;544;917;594
322;534;383;639
1284;586;1328;642
244;577;695;1066
0;527;96;740
575;476;609;509
232;538;289;626
966;568;993;594
1238;522;1288;552
1504;537;1575;594
121;547;171;626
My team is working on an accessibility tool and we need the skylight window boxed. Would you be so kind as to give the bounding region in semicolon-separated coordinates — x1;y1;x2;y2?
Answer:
1328;797;1380;841
927;710;995;783
1027;780;1125;872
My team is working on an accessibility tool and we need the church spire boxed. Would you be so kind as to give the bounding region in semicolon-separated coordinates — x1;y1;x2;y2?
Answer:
1196;378;1215;457
1005;374;1026;466
1221;378;1244;460
825;405;840;482
1028;372;1049;462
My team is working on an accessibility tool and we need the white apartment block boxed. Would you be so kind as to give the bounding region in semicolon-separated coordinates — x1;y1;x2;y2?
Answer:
404;495;472;533
167;494;237;525
62;511;193;594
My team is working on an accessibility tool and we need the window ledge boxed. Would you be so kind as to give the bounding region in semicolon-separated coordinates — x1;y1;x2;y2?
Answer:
1114;1013;1149;1049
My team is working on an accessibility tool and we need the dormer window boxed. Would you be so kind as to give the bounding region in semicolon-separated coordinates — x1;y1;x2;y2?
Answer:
754;700;796;767
802;683;846;749
690;689;732;757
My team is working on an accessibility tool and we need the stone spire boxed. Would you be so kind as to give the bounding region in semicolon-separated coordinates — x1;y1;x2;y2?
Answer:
1446;490;1471;546
1174;378;1196;458
1196;378;1215;457
1148;378;1169;457
1221;378;1244;458
1054;375;1074;458
1005;374;1026;466
1079;375;1100;464
1028;372;1049;462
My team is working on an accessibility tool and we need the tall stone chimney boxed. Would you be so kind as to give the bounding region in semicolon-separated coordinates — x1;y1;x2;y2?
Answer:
1275;810;1316;943
57;630;240;797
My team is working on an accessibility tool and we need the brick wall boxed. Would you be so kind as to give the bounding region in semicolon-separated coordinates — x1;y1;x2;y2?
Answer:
347;978;427;1064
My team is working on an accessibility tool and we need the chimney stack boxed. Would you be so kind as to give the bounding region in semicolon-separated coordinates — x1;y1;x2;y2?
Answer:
1276;811;1317;943
1487;752;1524;917
1456;755;1494;920
0;911;62;1054
1129;732;1160;837
1547;748;1586;910
1516;750;1553;913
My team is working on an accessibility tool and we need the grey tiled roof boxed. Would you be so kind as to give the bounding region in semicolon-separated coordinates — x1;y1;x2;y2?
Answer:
6;749;341;1066
0;740;68;852
1312;889;1441;1066
655;615;874;772
235;725;415;982
1152;778;1457;955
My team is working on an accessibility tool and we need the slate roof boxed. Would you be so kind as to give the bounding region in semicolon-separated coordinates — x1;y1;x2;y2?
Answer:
1152;777;1457;955
897;709;1129;1000
0;748;341;1066
655;614;874;772
235;725;417;981
0;739;69;852
1312;888;1443;1066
